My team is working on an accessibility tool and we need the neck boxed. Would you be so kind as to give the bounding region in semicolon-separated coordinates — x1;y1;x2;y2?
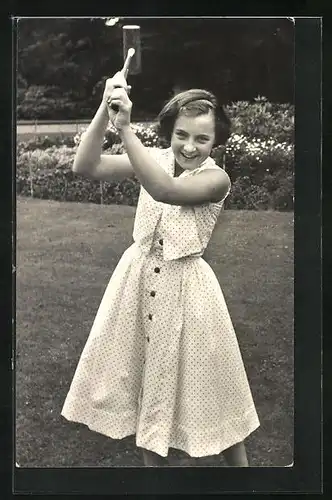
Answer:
174;160;184;177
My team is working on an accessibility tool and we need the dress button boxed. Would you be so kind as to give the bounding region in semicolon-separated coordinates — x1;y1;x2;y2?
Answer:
148;313;153;320
150;291;156;297
159;239;163;246
154;267;160;273
146;336;150;342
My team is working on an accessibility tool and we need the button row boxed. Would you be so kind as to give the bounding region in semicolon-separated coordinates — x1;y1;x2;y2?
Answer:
147;257;162;343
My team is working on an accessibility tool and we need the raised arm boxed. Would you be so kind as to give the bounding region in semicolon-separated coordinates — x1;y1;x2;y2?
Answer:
108;88;230;206
72;72;134;182
120;125;230;205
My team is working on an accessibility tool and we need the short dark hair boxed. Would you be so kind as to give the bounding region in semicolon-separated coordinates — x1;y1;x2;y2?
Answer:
156;89;231;146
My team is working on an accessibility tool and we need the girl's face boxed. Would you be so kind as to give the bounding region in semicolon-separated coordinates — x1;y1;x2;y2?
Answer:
170;111;216;171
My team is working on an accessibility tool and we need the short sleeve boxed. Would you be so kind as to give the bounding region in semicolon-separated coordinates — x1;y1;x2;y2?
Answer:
145;147;171;173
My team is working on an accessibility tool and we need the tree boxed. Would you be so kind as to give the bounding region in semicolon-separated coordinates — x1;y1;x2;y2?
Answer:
17;17;294;119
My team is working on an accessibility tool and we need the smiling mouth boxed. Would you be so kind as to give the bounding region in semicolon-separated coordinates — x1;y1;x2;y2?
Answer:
181;153;198;160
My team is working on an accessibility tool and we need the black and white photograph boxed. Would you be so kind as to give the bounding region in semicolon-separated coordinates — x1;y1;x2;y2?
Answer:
15;16;295;471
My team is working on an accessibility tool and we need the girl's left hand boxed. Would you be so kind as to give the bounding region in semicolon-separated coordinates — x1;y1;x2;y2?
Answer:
107;87;132;131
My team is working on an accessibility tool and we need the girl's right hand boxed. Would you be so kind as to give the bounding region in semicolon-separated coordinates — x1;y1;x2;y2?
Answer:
103;72;131;119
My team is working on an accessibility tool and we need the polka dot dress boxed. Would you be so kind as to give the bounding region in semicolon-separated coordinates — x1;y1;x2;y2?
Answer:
61;147;260;458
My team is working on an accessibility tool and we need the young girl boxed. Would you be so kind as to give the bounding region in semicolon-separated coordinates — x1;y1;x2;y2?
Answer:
61;70;260;467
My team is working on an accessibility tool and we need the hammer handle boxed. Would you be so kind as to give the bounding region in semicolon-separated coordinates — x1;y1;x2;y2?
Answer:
111;49;134;112
122;49;135;78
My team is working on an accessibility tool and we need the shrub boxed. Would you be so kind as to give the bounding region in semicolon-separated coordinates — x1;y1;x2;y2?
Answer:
17;134;76;153
225;177;271;210
16;146;140;206
225;96;294;144
16;141;293;210
268;175;294;211
17;85;93;120
73;98;294;153
17;107;294;211
224;173;294;211
17;86;75;120
74;122;168;150
209;133;293;178
18;91;294;144
220;133;294;210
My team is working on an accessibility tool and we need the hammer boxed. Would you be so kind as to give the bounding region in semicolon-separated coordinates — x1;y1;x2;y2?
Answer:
109;24;141;112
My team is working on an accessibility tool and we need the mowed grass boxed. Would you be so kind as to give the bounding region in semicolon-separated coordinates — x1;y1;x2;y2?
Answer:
15;197;294;467
17;132;77;142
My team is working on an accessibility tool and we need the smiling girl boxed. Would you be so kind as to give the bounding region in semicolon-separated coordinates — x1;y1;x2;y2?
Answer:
61;70;260;467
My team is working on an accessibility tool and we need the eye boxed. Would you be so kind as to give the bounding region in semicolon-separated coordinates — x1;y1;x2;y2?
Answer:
175;129;187;138
197;136;210;143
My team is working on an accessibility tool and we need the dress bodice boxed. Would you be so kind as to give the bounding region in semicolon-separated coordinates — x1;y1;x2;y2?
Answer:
132;147;231;261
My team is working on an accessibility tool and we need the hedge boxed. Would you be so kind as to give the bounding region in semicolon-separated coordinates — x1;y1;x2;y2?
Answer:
16;97;294;210
16;130;294;211
18;88;294;145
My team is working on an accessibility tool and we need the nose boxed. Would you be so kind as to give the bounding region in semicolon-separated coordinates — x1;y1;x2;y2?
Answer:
183;141;196;153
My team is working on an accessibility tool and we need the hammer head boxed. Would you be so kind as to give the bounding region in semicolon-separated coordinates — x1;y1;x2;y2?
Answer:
122;25;141;75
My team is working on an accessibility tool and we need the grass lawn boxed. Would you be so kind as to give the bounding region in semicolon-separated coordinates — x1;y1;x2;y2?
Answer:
15;197;294;467
17;132;76;142
16;122;155;143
